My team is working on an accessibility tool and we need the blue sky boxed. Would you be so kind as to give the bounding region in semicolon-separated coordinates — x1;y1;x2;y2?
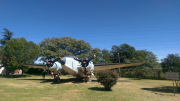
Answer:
0;0;180;62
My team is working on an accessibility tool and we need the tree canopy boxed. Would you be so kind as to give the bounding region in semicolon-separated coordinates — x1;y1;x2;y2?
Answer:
133;50;160;68
101;49;111;63
88;48;102;64
111;43;136;63
2;38;39;71
39;37;91;60
161;53;180;72
0;28;13;46
39;40;159;67
110;43;159;68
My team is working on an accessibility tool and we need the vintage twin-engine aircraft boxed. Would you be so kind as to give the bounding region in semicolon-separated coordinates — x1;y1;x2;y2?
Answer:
24;55;144;82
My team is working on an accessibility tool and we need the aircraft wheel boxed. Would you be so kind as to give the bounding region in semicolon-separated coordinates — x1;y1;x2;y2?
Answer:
84;75;91;83
54;75;60;82
84;77;88;83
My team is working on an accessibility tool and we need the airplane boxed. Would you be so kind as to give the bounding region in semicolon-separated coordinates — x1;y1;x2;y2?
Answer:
23;55;144;82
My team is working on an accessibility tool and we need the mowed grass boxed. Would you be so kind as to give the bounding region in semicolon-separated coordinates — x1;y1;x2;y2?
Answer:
0;75;180;101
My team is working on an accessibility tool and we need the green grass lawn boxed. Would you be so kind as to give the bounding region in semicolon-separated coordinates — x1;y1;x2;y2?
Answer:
0;75;180;101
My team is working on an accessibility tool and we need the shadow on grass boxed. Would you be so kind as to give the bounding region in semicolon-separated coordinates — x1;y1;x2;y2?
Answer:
18;77;131;84
88;87;112;91
50;78;84;84
91;80;131;82
0;75;31;78
19;77;85;84
91;80;98;82
141;86;180;94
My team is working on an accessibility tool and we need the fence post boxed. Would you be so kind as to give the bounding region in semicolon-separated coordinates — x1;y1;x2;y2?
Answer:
158;71;160;79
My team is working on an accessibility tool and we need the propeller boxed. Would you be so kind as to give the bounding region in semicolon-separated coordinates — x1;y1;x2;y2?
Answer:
39;57;65;74
40;57;65;67
39;57;47;62
75;55;96;76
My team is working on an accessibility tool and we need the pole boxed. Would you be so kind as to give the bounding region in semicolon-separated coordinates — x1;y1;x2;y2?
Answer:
118;53;121;77
173;80;175;96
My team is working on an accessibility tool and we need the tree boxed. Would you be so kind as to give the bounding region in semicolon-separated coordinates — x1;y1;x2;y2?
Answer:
111;43;136;63
88;48;102;64
2;38;39;71
101;49;111;63
132;50;160;68
0;28;13;46
110;43;159;68
39;37;91;60
161;54;180;72
0;46;4;56
77;48;111;64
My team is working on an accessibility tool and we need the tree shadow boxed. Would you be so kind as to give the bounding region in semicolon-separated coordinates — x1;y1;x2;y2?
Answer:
0;75;31;78
88;87;112;91
141;86;180;94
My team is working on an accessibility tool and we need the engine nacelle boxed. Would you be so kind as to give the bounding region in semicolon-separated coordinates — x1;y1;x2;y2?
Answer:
87;61;94;71
49;62;62;72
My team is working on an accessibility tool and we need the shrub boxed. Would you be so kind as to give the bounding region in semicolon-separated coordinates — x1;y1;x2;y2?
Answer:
27;68;43;74
134;68;145;79
95;70;119;90
120;68;167;80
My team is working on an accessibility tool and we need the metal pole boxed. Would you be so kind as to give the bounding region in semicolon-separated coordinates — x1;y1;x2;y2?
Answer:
118;53;120;63
118;53;121;77
173;80;175;96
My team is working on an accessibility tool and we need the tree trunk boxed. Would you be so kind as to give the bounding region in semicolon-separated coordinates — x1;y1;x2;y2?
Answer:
158;71;160;79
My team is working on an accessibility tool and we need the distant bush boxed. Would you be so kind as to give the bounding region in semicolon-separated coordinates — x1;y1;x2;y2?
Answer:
27;68;43;75
95;70;119;90
120;68;166;80
134;68;146;79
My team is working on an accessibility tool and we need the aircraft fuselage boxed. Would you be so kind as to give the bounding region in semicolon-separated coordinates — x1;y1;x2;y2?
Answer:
49;57;94;77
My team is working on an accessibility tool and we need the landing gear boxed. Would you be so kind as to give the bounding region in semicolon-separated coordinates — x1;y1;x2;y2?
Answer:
54;74;60;82
85;75;91;83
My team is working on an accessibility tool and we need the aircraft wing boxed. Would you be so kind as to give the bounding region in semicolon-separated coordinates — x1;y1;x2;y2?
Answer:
23;64;48;69
94;62;144;71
